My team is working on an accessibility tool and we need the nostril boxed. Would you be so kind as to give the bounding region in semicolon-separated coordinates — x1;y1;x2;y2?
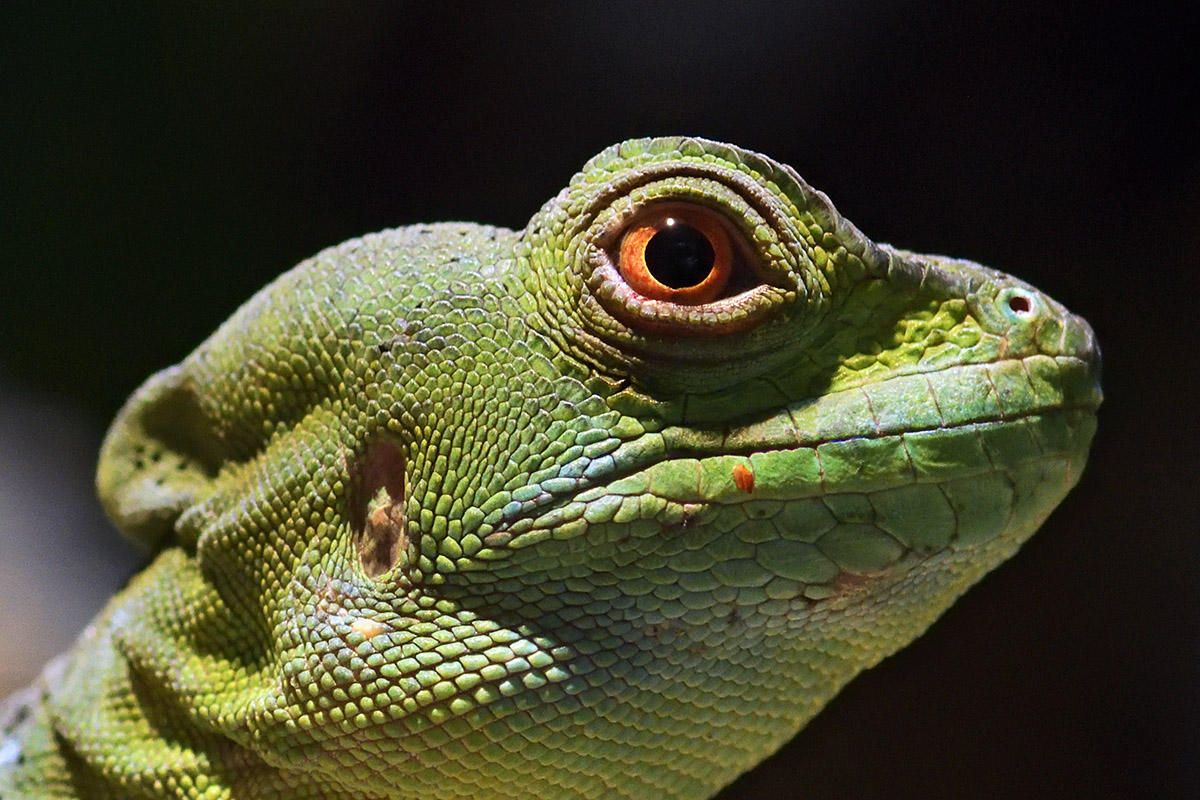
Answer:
1007;294;1032;314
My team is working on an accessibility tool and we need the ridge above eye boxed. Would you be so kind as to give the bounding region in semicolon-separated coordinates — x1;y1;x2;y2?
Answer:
617;204;734;305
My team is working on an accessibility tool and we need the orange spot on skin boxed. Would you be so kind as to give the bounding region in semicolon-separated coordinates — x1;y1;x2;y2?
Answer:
732;463;755;493
351;618;389;638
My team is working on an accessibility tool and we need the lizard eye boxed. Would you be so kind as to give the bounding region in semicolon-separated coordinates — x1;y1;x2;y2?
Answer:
618;206;733;304
587;189;795;339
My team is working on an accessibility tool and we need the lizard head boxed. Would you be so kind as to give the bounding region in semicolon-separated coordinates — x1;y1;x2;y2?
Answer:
93;137;1100;799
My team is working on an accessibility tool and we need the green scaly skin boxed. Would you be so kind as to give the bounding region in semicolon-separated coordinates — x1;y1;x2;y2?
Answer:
0;138;1100;800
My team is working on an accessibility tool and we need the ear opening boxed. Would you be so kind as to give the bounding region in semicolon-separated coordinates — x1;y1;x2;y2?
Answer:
347;437;409;579
96;365;226;550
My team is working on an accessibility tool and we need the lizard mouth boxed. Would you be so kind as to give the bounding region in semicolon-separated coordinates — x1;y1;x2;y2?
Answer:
717;353;1101;456
473;354;1098;617
643;355;1100;509
484;353;1100;556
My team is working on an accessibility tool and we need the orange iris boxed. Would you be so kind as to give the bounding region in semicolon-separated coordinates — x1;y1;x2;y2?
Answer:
617;206;733;304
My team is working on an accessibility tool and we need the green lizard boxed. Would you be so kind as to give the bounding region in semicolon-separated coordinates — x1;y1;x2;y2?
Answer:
0;137;1099;800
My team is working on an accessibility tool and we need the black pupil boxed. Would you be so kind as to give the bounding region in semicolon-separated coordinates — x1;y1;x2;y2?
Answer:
643;223;715;288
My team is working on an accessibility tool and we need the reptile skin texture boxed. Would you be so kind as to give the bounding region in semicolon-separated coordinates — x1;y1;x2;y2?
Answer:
0;138;1100;799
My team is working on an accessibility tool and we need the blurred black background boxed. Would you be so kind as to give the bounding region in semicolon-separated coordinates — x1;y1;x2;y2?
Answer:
1;3;1195;798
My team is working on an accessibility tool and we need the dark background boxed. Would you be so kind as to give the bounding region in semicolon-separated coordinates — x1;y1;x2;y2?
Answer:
1;3;1195;798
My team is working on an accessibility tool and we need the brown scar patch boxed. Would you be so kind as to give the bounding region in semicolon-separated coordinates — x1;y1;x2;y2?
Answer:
830;569;892;596
834;572;871;592
349;439;408;578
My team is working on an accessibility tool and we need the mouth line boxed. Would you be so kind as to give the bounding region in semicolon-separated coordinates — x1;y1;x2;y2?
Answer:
764;399;1098;454
487;403;1096;552
677;404;1096;498
702;354;1101;456
479;359;1098;548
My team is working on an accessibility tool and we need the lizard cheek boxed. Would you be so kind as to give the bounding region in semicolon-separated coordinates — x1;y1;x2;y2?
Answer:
617;205;733;304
